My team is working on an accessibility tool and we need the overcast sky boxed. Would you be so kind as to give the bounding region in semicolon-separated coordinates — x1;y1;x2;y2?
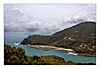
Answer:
4;4;96;35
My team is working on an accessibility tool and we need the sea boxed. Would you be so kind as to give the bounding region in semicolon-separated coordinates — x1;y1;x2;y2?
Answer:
4;34;96;63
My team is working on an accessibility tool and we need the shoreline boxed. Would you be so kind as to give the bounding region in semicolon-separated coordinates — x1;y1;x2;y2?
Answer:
26;44;96;57
72;51;96;57
77;53;96;57
26;44;73;52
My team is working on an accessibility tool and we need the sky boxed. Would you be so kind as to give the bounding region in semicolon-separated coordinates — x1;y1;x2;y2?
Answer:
4;4;96;35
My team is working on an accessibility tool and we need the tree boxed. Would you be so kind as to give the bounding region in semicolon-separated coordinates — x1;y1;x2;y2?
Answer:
9;55;20;64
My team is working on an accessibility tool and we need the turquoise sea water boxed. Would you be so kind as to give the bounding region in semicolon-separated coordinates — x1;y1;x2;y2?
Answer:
4;34;96;63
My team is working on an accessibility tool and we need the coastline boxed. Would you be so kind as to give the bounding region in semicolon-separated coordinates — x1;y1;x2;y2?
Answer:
26;44;96;57
26;44;73;52
72;51;96;57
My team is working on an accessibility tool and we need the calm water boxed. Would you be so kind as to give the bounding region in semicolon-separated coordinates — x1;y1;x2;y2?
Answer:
4;34;96;63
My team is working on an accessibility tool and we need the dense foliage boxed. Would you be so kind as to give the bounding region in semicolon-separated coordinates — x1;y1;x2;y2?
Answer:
4;44;46;65
4;44;72;65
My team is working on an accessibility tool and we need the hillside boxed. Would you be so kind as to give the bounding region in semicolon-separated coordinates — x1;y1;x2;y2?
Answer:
48;22;96;44
21;35;50;45
20;21;96;56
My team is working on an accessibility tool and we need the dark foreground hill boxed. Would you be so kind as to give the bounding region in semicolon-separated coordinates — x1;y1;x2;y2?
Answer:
20;21;96;56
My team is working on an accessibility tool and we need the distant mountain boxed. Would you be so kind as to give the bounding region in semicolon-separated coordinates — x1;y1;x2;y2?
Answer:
21;21;96;56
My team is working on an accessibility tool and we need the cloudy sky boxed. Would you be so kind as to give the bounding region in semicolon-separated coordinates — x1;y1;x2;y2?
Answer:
4;4;96;35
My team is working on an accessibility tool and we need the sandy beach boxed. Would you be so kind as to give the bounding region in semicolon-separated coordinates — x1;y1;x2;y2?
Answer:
54;47;73;52
26;44;73;52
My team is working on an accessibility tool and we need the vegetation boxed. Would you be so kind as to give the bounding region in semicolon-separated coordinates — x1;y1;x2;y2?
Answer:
21;35;50;45
48;21;96;44
4;44;72;65
4;44;95;65
4;44;46;65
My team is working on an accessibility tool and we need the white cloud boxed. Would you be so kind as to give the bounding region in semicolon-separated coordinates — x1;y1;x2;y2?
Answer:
5;5;24;17
86;4;96;12
11;7;24;16
86;4;96;21
4;21;26;32
4;4;96;35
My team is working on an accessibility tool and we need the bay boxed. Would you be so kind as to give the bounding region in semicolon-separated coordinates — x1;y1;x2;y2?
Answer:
4;34;96;63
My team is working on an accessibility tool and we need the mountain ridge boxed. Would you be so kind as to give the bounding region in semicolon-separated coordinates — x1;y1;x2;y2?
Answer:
21;21;96;45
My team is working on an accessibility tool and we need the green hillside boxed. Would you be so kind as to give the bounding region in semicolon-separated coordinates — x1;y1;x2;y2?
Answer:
21;35;50;45
48;22;96;44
